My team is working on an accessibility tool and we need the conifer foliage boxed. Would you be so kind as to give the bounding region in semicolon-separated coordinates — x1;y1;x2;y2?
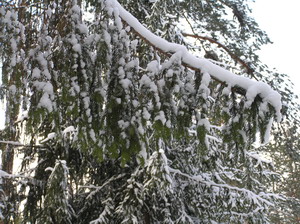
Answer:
0;0;283;223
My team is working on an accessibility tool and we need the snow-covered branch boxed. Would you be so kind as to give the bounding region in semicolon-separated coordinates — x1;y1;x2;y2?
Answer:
168;166;276;207
108;0;282;120
0;140;46;148
80;174;127;200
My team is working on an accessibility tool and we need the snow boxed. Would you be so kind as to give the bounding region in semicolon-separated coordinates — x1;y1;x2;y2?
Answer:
45;167;54;172
132;99;139;107
116;98;121;104
32;67;41;78
142;108;151;120
110;0;282;121
118;120;129;129
118;69;125;81
9;85;16;95
63;126;76;135
10;54;16;67
83;96;90;109
0;140;23;146
16;111;28;122
0;170;10;178
77;23;88;35
103;30;111;45
140;75;152;88
89;129;97;142
43;82;54;95
157;78;165;89
36;52;48;68
238;130;247;143
40;132;56;143
119;78;132;89
147;60;160;74
46;7;52;17
131;39;138;50
246;151;272;167
138;125;145;135
198;118;210;131
125;60;136;69
10;38;17;51
166;120;171;128
263;117;273;144
71;5;81;14
202;72;211;86
72;43;82;53
222;86;231;95
38;93;53;112
154;111;166;125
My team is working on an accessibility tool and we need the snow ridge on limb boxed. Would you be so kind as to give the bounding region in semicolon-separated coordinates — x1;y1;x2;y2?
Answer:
108;0;282;121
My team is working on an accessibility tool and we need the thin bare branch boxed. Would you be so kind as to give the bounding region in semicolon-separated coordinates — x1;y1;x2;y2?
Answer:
182;33;257;80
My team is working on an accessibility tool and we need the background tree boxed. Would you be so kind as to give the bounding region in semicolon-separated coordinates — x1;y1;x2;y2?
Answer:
0;0;296;223
265;125;300;223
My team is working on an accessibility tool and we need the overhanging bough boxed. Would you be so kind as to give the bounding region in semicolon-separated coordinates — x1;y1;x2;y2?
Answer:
107;0;282;121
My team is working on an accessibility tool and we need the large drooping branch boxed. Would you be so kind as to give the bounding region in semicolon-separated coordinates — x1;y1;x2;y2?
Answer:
109;0;282;120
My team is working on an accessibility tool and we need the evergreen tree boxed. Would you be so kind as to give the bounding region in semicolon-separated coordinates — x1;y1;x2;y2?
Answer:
265;125;300;223
0;0;291;223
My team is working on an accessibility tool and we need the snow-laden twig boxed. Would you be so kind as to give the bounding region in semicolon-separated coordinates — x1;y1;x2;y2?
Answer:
80;174;126;200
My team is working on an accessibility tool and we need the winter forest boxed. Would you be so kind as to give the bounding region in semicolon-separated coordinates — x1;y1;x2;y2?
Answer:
0;0;300;223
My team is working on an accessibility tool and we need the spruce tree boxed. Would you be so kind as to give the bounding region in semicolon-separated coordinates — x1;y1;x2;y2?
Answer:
0;0;291;223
